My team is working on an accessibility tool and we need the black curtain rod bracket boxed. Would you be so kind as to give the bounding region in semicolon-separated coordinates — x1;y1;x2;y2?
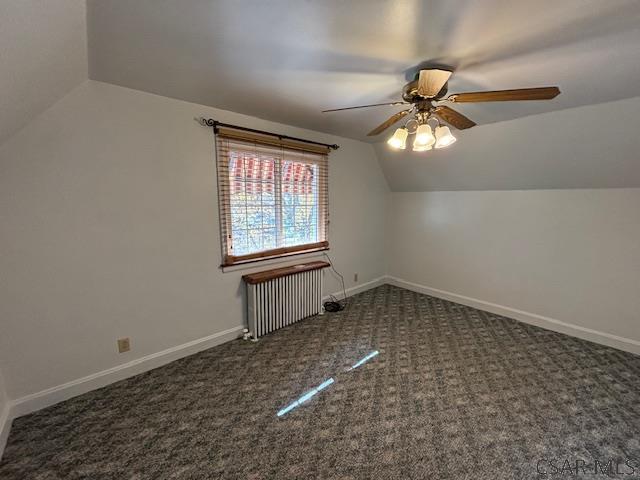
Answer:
200;118;339;150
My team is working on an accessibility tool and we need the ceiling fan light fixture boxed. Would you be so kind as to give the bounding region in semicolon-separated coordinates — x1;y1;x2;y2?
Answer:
435;125;456;148
387;127;408;149
414;124;435;147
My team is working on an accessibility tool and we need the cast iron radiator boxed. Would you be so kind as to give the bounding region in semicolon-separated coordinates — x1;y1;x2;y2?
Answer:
242;261;329;339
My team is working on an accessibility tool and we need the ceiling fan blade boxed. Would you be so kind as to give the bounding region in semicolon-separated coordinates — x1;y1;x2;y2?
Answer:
434;106;476;130
417;69;452;98
448;86;560;103
322;101;408;113
367;109;412;136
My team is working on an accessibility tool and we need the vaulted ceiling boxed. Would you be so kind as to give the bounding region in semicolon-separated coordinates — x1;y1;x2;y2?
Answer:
0;0;87;145
3;1;640;190
88;0;640;143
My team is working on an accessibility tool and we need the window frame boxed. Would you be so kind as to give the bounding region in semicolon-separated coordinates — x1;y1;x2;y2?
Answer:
215;130;329;267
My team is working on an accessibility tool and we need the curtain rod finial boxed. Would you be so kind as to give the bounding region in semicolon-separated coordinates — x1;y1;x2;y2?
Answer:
198;117;217;127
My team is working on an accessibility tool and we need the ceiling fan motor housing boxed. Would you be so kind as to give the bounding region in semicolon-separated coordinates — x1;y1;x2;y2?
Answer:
403;79;449;103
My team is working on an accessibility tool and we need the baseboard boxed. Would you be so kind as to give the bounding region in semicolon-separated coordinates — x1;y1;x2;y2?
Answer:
9;325;245;421
4;275;388;428
0;404;11;460
323;275;386;303
4;274;636;459
386;276;640;356
1;275;386;458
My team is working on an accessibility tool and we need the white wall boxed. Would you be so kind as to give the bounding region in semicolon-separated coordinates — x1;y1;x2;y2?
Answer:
388;189;640;352
0;80;389;402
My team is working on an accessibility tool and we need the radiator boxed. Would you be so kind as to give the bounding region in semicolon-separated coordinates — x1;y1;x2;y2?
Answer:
243;261;329;339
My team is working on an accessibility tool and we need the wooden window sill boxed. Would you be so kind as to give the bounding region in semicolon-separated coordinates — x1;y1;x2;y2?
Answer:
221;242;329;268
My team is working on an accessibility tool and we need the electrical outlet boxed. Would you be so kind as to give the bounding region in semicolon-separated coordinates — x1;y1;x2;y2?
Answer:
354;273;358;282
117;337;131;353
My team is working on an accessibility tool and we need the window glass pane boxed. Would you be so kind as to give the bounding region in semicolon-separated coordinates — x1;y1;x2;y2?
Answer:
231;229;248;255
223;144;324;259
262;228;277;251
281;160;318;247
247;229;264;252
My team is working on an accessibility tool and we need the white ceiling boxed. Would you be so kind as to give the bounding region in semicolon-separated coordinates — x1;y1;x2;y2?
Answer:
3;0;639;191
88;0;640;143
0;0;87;145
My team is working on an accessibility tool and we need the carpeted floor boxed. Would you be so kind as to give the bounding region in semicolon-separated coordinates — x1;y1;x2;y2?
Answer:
1;284;639;479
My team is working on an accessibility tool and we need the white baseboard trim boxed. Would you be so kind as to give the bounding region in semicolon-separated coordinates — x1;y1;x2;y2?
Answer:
3;275;390;436
4;274;635;459
323;275;386;303
8;325;245;422
0;405;11;460
1;274;388;459
387;276;640;356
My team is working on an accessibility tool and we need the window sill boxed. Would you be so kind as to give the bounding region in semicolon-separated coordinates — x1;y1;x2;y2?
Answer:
220;248;329;273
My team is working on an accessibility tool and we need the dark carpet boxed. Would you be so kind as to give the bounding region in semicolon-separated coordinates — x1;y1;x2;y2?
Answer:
1;284;640;479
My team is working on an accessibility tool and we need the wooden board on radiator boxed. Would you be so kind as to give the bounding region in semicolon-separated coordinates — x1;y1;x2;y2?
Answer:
242;261;329;284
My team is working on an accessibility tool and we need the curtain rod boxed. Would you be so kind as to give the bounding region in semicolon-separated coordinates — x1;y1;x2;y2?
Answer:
199;118;339;150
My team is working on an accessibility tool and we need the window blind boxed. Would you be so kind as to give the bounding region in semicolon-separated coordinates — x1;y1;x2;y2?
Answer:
215;128;329;266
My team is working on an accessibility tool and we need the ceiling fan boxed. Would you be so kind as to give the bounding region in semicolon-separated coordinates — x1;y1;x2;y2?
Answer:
322;68;560;151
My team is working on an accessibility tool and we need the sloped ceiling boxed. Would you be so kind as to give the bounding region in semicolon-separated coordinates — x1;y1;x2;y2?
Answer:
376;96;640;191
88;0;640;144
0;0;87;146
5;0;639;191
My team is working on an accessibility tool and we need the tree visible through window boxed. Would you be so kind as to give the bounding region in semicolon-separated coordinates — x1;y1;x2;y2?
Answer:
216;131;329;266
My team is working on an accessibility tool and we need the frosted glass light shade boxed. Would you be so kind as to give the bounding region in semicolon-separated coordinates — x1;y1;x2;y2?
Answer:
414;124;435;147
435;125;456;148
387;128;408;149
412;139;433;152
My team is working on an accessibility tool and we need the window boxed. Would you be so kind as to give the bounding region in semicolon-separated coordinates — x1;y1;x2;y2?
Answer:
215;128;329;266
